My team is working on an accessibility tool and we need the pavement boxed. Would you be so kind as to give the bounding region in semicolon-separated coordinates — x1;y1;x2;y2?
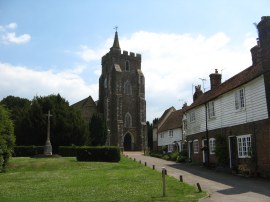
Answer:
124;152;270;202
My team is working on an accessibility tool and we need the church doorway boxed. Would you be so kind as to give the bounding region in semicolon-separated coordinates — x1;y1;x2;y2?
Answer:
124;133;132;151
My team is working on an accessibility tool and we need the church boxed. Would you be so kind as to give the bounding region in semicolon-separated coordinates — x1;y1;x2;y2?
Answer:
73;31;147;151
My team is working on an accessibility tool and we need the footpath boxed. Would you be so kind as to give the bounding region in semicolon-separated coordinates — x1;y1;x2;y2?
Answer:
124;152;270;202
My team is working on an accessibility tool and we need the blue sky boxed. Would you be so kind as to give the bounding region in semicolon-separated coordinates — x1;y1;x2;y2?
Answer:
0;0;269;121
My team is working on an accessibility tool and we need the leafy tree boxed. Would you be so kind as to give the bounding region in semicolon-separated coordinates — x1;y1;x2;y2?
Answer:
1;94;87;148
89;113;107;146
147;121;153;150
0;105;15;172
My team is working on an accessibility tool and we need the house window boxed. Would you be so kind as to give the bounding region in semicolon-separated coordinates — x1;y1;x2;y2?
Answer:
124;81;132;95
160;133;164;138
190;111;196;122
207;101;215;118
209;138;216;154
193;139;199;154
183;120;187;130
169;130;173;138
235;88;245;110
125;60;130;71
124;113;132;128
168;144;174;153
237;135;252;158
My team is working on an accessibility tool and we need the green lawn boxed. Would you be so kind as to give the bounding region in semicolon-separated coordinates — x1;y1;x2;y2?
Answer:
0;156;206;202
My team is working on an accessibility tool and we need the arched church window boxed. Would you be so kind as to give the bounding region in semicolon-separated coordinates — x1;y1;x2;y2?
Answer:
125;113;132;128
125;60;130;71
104;78;107;88
124;81;132;95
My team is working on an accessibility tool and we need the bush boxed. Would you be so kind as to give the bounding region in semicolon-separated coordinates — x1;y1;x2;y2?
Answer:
13;146;44;157
0;105;15;172
76;146;120;162
169;152;179;161
58;145;77;157
149;150;163;158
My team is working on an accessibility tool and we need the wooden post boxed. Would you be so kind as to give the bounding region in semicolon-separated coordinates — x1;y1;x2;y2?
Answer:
162;167;166;197
152;165;155;170
144;162;147;166
196;183;202;192
179;175;183;182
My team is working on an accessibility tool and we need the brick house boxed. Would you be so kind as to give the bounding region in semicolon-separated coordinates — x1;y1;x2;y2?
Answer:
183;16;270;177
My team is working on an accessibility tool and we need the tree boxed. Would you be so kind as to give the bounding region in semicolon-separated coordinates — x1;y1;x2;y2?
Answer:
0;105;15;172
147;121;153;150
0;94;87;148
89;113;107;146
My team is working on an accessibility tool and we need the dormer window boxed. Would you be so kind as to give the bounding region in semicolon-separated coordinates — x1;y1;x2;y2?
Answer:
125;60;130;71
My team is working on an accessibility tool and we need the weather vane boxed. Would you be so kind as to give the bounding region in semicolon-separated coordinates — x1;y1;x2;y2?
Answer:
114;26;118;32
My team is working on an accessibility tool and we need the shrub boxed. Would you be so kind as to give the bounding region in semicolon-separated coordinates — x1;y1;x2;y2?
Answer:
168;151;178;161
215;134;229;167
58;145;77;157
13;146;44;157
76;146;120;162
0;105;15;172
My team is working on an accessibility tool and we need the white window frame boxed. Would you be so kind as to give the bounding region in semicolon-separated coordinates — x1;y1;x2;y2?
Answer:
237;134;252;158
207;101;215;119
160;133;164;138
190;111;196;122
209;138;216;154
235;88;245;110
169;130;173;138
193;139;199;154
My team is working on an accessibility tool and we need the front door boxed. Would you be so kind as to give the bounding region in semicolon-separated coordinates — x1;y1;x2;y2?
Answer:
124;133;132;151
188;141;193;161
229;136;237;169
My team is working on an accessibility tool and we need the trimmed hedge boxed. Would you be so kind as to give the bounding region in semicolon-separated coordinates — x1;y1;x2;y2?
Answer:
76;146;120;162
58;146;77;157
13;146;44;157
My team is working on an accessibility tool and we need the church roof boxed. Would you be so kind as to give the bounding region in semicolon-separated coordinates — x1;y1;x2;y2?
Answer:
111;31;121;50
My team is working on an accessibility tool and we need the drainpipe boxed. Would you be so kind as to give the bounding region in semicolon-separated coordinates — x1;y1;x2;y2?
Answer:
205;103;210;167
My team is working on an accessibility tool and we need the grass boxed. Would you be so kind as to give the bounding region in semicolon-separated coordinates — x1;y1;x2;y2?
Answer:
0;156;206;202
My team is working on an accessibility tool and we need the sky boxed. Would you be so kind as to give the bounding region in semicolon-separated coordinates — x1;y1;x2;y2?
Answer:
0;0;269;122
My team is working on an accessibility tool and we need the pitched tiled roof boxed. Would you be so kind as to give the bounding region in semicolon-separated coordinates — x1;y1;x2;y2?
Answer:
154;106;175;128
158;109;183;132
187;63;263;110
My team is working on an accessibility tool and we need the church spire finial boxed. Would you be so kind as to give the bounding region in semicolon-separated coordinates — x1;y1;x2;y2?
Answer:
111;26;120;50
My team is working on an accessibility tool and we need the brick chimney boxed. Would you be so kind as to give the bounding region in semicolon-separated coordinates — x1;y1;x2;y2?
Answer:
209;69;222;90
193;85;203;102
250;39;261;65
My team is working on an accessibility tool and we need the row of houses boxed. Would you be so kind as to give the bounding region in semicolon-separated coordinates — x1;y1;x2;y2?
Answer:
153;16;270;177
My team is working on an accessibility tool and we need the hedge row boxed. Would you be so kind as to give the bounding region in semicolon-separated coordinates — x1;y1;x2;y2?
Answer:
13;146;44;157
58;146;77;157
12;146;121;162
76;146;120;162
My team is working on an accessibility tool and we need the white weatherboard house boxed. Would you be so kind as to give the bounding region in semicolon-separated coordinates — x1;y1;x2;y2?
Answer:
157;108;184;153
183;16;270;177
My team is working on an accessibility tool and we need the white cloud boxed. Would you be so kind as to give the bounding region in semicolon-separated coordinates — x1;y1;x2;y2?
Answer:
78;31;255;121
6;22;17;30
0;63;98;104
2;32;31;44
0;22;31;44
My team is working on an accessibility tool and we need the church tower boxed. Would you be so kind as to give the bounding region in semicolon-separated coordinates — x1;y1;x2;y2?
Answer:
98;31;146;151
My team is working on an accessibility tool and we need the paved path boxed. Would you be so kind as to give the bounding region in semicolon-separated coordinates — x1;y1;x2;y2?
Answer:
124;152;270;202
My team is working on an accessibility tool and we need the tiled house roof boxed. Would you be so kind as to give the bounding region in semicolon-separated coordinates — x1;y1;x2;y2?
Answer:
154;106;175;128
187;63;263;110
158;109;183;132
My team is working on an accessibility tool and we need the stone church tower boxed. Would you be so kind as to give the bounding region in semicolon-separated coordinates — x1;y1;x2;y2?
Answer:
98;31;146;151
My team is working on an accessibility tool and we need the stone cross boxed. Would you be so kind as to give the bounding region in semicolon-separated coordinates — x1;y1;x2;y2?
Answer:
44;110;53;155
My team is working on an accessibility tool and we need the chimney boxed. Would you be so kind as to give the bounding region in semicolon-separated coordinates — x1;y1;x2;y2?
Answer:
250;40;261;65
209;69;222;90
193;85;203;102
